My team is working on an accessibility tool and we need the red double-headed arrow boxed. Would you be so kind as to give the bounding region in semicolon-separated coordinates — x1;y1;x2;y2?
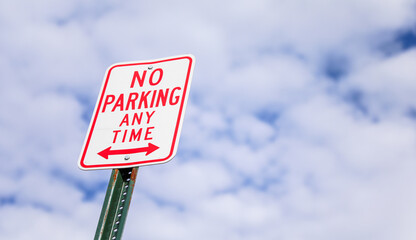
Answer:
98;143;159;159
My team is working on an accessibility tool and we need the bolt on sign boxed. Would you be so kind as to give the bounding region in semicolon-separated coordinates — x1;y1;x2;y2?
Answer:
79;55;195;170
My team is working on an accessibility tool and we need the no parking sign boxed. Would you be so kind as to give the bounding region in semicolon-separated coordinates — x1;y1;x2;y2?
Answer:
79;55;195;170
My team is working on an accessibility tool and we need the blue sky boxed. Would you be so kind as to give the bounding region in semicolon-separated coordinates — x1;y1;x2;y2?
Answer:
1;0;416;239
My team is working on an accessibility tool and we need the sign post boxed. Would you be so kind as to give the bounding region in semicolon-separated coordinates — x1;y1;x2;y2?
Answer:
94;167;138;240
79;55;195;239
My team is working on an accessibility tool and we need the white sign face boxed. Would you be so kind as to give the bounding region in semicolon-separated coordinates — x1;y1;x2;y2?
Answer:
79;55;195;170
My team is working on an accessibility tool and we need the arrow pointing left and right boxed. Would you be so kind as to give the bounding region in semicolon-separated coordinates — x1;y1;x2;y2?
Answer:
98;143;160;159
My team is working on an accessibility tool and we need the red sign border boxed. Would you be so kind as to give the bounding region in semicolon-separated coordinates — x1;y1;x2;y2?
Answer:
79;55;194;170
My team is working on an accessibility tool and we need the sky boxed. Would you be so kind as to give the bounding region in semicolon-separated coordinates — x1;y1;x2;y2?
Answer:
1;0;416;239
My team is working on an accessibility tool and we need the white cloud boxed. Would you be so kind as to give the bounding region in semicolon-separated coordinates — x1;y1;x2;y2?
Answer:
1;0;416;239
344;49;416;116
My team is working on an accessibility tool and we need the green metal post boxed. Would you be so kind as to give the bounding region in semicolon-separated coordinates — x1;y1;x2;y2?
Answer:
94;167;139;240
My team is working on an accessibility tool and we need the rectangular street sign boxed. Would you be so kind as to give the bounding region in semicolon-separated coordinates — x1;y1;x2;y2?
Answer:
79;55;195;170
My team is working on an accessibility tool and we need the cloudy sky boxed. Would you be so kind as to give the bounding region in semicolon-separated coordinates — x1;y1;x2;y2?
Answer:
1;0;416;239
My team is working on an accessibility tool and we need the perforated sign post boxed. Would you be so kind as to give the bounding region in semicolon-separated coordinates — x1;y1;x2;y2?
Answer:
79;55;195;240
79;55;195;170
